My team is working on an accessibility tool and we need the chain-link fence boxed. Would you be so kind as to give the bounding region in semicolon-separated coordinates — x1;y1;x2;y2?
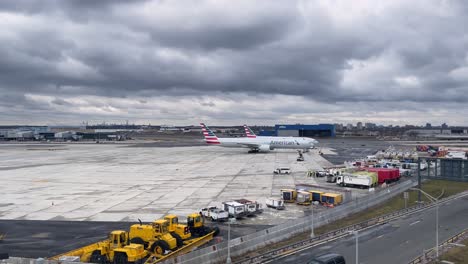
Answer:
168;180;416;264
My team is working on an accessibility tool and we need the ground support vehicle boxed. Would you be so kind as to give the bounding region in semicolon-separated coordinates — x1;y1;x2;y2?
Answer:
273;167;291;174
235;199;263;216
223;201;246;218
336;175;373;188
280;189;297;203
201;207;229;221
351;171;378;187
296;191;313;205
320;193;343;205
366;168;400;184
265;197;285;210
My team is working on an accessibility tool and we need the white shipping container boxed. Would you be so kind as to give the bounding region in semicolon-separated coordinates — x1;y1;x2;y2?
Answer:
265;197;285;210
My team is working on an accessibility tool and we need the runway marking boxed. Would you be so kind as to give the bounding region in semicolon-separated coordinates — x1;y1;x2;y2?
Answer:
410;220;421;226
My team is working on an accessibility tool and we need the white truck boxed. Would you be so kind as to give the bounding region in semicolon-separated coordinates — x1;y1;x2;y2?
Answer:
265;197;285;210
222;201;246;218
200;206;229;222
274;167;291;174
235;199;263;216
446;151;467;160
336;175;373;188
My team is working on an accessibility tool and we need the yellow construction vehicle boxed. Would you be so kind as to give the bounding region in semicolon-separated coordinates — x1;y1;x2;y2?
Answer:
51;214;220;264
164;214;191;243
50;230;147;264
167;213;219;239
187;213;219;237
129;219;178;256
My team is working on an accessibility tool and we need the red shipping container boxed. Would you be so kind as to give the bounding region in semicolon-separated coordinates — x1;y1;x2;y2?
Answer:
366;168;400;184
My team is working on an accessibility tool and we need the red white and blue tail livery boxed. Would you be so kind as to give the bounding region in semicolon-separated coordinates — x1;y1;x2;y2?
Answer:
201;123;318;153
244;125;257;138
200;123;220;144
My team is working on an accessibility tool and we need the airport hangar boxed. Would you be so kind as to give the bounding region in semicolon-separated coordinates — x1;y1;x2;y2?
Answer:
260;124;335;137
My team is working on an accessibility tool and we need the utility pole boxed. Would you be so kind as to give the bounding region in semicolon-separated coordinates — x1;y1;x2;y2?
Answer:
310;206;314;238
354;231;359;264
410;188;440;258
226;218;235;264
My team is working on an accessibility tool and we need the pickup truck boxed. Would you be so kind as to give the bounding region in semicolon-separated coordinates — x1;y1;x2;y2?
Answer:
200;207;229;222
274;167;291;174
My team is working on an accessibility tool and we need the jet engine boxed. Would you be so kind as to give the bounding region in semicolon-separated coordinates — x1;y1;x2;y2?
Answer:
258;145;273;152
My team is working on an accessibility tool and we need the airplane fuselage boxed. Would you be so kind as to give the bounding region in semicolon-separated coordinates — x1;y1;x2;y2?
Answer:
216;136;316;150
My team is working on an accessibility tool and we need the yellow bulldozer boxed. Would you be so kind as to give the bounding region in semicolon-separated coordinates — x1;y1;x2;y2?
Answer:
129;219;178;256
129;213;219;255
50;230;147;264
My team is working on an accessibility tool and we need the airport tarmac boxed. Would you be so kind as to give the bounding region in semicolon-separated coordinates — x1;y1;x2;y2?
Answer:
0;144;337;225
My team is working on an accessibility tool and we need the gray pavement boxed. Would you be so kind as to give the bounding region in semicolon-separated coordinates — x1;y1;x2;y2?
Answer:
0;144;329;224
271;194;468;264
0;219;269;258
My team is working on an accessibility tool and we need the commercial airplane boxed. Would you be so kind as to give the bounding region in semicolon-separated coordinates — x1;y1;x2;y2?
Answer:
201;123;318;153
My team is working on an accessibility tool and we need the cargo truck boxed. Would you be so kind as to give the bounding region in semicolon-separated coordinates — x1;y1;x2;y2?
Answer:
352;171;378;187
265;197;285;210
235;199;262;216
336;175;373;188
366;168;400;184
222;201;246;218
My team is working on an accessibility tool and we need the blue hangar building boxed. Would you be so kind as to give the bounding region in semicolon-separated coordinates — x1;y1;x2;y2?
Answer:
266;124;335;137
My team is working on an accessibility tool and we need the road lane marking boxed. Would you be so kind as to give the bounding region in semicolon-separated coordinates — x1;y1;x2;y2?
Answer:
410;220;421;226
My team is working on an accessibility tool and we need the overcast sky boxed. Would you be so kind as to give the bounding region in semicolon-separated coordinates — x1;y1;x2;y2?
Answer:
1;0;468;126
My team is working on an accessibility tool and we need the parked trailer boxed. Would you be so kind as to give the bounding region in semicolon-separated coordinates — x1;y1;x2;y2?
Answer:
336;175;373;188
296;191;312;205
366;168;400;184
309;190;324;202
235;199;263;216
280;189;297;203
222;201;246;218
321;193;343;205
265;197;285;210
352;171;378;187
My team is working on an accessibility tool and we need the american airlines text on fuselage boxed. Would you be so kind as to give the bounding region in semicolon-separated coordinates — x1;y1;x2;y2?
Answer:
270;140;300;146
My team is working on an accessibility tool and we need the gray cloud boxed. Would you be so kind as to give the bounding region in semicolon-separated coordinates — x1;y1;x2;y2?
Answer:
1;0;468;125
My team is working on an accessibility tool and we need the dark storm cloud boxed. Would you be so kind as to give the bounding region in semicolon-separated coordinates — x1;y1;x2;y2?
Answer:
1;0;468;125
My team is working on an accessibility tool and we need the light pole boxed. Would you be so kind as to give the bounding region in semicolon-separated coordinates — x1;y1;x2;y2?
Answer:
410;188;439;258
310;206;314;238
354;231;358;264
226;218;235;264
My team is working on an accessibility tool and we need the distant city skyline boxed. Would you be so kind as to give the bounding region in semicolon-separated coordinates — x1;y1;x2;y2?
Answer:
1;1;468;125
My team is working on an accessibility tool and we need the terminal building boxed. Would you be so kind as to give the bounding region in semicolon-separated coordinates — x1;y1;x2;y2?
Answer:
259;124;335;137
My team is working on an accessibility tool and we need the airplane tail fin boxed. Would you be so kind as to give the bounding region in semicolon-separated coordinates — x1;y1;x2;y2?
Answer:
200;123;220;144
244;125;257;138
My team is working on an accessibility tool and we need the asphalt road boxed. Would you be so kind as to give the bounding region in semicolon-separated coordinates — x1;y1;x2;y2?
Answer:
0;219;270;258
271;194;468;264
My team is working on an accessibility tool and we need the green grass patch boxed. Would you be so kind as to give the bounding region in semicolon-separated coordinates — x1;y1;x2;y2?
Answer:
236;180;468;261
315;180;468;235
434;237;468;263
